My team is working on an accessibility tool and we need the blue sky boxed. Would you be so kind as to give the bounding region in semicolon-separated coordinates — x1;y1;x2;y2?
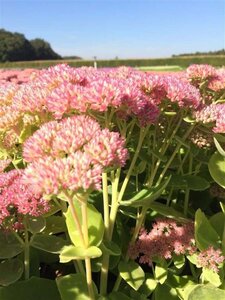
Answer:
0;0;224;59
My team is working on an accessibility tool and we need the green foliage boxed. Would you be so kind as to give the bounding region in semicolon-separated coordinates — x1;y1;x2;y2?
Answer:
65;201;104;247
209;152;225;188
30;234;68;254
30;38;61;60
195;209;221;250
118;261;145;291
0;28;61;62
187;284;225;300
56;274;97;300
60;245;102;262
121;176;171;207
0;231;24;259
0;258;24;286
0;277;61;300
1;54;224;68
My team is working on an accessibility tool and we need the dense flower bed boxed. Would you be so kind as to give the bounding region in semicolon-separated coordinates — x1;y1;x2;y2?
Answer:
0;64;225;300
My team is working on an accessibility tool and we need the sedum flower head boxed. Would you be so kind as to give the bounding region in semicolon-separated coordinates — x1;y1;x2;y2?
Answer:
128;218;195;266
197;246;225;273
23;115;128;195
186;64;217;82
0;169;49;227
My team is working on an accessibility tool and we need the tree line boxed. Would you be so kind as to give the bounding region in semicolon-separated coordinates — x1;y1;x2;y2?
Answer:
0;29;63;62
172;49;225;57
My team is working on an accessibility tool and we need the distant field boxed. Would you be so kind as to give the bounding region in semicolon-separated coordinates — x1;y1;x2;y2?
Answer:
136;65;183;72
0;55;224;69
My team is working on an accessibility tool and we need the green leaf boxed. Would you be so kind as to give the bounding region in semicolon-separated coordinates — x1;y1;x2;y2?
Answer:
155;284;179;300
27;216;46;234
184;175;210;191
188;284;225;300
119;261;145;291
120;176;171;207
56;274;97;300
0;231;24;259
0;259;23;286
166;273;196;298
30;234;68;254
209;152;225;188
155;264;168;284
65;201;104;247
59;245;102;263
186;253;198;265
210;212;225;240
42;216;66;235
100;240;121;256
195;209;221;250
202;268;222;287
0;277;60;300
168;174;188;189
213;137;225;157
173;255;185;269
149;202;188;222
139;273;158;296
169;174;209;191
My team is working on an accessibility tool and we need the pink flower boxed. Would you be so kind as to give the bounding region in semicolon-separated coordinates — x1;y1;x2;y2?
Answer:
165;76;201;108
208;69;225;92
186;64;217;81
23;115;128;195
197;246;225;273
23;115;101;162
12;82;50;113
0;82;19;105
84;129;128;168
195;103;225;133
22;153;103;195
0;170;49;227
128;219;196;266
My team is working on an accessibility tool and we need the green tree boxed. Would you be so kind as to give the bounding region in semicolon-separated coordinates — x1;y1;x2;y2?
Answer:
30;38;61;60
0;29;62;62
0;29;35;62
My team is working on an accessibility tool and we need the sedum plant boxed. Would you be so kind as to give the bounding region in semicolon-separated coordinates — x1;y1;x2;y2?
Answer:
0;64;225;299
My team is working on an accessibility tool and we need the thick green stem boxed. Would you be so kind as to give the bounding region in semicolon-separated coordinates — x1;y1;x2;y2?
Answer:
100;169;120;295
102;172;110;240
60;198;85;275
64;191;86;247
64;191;94;298
108;169;121;240
80;195;96;300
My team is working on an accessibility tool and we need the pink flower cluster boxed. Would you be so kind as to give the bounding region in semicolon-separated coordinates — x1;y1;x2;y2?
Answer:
128;218;196;265
195;103;225;133
208;68;225;92
186;64;217;82
22;115;128;195
0;169;49;227
186;64;225;94
0;64;205;139
0;69;37;84
197;246;225;273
